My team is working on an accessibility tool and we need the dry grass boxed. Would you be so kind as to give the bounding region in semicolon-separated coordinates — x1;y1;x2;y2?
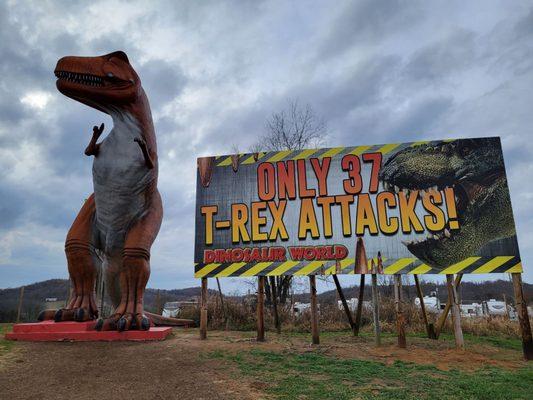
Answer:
179;296;523;338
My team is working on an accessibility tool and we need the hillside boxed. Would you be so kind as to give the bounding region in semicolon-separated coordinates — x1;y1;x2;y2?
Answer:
1;277;531;322
0;279;217;322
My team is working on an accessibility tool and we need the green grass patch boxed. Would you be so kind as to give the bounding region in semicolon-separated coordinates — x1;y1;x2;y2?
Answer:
0;323;14;355
278;329;523;351
207;348;533;400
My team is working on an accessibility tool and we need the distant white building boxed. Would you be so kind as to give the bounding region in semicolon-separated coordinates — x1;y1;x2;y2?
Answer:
293;302;320;316
414;291;441;313
414;295;517;319
484;299;508;316
162;301;197;318
460;302;483;317
337;298;372;313
162;301;180;318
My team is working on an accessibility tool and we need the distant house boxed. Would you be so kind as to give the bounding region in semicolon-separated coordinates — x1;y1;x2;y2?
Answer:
42;298;65;310
162;300;197;318
293;302;319;316
337;298;372;313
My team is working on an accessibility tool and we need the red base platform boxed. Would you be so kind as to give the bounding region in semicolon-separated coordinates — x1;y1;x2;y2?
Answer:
5;321;172;342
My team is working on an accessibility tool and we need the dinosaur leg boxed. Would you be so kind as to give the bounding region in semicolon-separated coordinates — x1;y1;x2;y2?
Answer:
39;194;101;322
97;191;162;331
95;258;127;331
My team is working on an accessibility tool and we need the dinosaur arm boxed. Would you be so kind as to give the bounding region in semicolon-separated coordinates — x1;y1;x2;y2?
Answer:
84;123;104;156
134;137;155;169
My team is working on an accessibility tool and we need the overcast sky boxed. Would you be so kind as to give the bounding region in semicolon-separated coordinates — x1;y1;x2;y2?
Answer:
1;1;532;293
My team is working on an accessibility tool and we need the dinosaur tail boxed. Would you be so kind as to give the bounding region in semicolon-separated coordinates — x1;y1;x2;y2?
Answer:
145;311;195;327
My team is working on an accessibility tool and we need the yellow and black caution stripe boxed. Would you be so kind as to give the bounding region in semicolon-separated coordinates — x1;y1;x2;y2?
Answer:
212;140;444;167
194;255;522;278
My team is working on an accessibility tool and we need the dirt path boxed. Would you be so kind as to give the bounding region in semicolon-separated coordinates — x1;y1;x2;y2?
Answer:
0;330;262;400
1;328;526;400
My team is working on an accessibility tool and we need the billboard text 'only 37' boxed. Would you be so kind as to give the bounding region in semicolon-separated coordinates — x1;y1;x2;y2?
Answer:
194;137;521;278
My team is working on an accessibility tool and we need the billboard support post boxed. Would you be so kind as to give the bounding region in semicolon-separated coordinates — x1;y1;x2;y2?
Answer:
446;274;464;349
394;274;407;348
371;273;381;346
257;276;265;342
200;277;208;340
435;274;463;339
309;275;320;345
414;275;435;339
16;286;25;323
354;274;365;336
333;274;356;335
511;273;533;360
215;278;228;330
269;276;281;334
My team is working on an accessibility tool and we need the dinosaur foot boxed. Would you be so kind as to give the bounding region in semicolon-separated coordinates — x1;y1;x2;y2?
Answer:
37;309;57;321
53;306;97;322
37;307;96;322
95;312;151;332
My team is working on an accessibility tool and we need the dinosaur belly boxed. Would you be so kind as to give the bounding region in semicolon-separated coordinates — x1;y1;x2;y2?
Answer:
92;131;155;248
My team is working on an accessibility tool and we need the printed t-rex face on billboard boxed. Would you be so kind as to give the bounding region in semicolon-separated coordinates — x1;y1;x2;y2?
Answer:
379;138;515;269
39;51;164;331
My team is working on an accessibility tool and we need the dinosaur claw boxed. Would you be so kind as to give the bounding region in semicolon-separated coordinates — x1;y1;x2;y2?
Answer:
140;316;150;331
95;318;104;331
117;317;127;332
74;308;85;322
54;309;63;322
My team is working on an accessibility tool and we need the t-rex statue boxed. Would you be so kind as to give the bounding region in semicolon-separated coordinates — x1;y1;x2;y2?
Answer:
38;51;166;331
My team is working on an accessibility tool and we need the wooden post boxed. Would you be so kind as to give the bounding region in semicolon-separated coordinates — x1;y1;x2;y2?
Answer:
215;277;228;329
309;275;320;345
371;273;381;346
511;273;533;360
394;275;406;348
16;286;25;323
354;274;365;336
200;277;208;340
333;274;356;335
503;293;510;320
435;273;463;339
269;276;281;334
414;275;434;339
257;276;265;342
446;274;464;349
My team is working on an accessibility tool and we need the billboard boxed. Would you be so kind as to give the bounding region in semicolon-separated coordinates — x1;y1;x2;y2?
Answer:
194;137;521;278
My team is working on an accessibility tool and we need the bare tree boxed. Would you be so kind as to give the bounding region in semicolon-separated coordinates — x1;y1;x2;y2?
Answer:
252;99;327;305
260;99;326;152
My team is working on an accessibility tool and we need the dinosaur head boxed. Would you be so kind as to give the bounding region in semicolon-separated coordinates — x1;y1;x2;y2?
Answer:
379;137;515;269
54;51;141;113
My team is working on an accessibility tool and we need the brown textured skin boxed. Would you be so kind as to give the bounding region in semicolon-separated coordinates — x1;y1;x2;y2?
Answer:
39;51;163;331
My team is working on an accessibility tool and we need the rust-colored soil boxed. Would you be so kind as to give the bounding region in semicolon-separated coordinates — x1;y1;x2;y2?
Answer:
0;328;526;400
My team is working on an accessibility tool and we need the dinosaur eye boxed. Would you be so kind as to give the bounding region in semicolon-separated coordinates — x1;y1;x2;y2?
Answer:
107;72;114;78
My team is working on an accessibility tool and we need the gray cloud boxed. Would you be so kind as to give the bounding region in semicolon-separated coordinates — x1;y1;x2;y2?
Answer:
1;1;532;290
